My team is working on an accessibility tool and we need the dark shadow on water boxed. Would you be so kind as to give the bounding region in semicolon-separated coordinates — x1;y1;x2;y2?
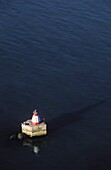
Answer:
48;99;106;134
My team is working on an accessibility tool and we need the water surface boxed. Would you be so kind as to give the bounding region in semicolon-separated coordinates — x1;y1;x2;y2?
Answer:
0;0;111;169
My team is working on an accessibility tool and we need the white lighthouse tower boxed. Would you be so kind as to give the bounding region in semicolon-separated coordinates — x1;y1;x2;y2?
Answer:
31;110;41;125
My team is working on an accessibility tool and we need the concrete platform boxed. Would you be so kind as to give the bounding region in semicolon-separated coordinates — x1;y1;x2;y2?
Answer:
21;120;47;137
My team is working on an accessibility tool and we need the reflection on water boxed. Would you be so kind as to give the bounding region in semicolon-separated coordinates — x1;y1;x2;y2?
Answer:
22;136;47;156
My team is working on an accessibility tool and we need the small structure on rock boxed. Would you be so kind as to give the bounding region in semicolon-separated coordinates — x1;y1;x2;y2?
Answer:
21;110;47;137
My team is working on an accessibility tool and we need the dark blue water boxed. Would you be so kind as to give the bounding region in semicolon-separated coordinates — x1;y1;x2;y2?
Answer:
0;0;111;169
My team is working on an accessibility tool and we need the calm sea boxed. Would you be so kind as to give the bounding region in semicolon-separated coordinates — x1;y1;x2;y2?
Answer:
0;0;111;169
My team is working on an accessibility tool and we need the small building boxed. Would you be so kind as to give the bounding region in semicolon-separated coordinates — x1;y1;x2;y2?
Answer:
21;110;47;137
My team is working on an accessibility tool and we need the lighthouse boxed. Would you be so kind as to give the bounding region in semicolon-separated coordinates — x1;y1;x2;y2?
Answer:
31;110;41;125
21;109;47;137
